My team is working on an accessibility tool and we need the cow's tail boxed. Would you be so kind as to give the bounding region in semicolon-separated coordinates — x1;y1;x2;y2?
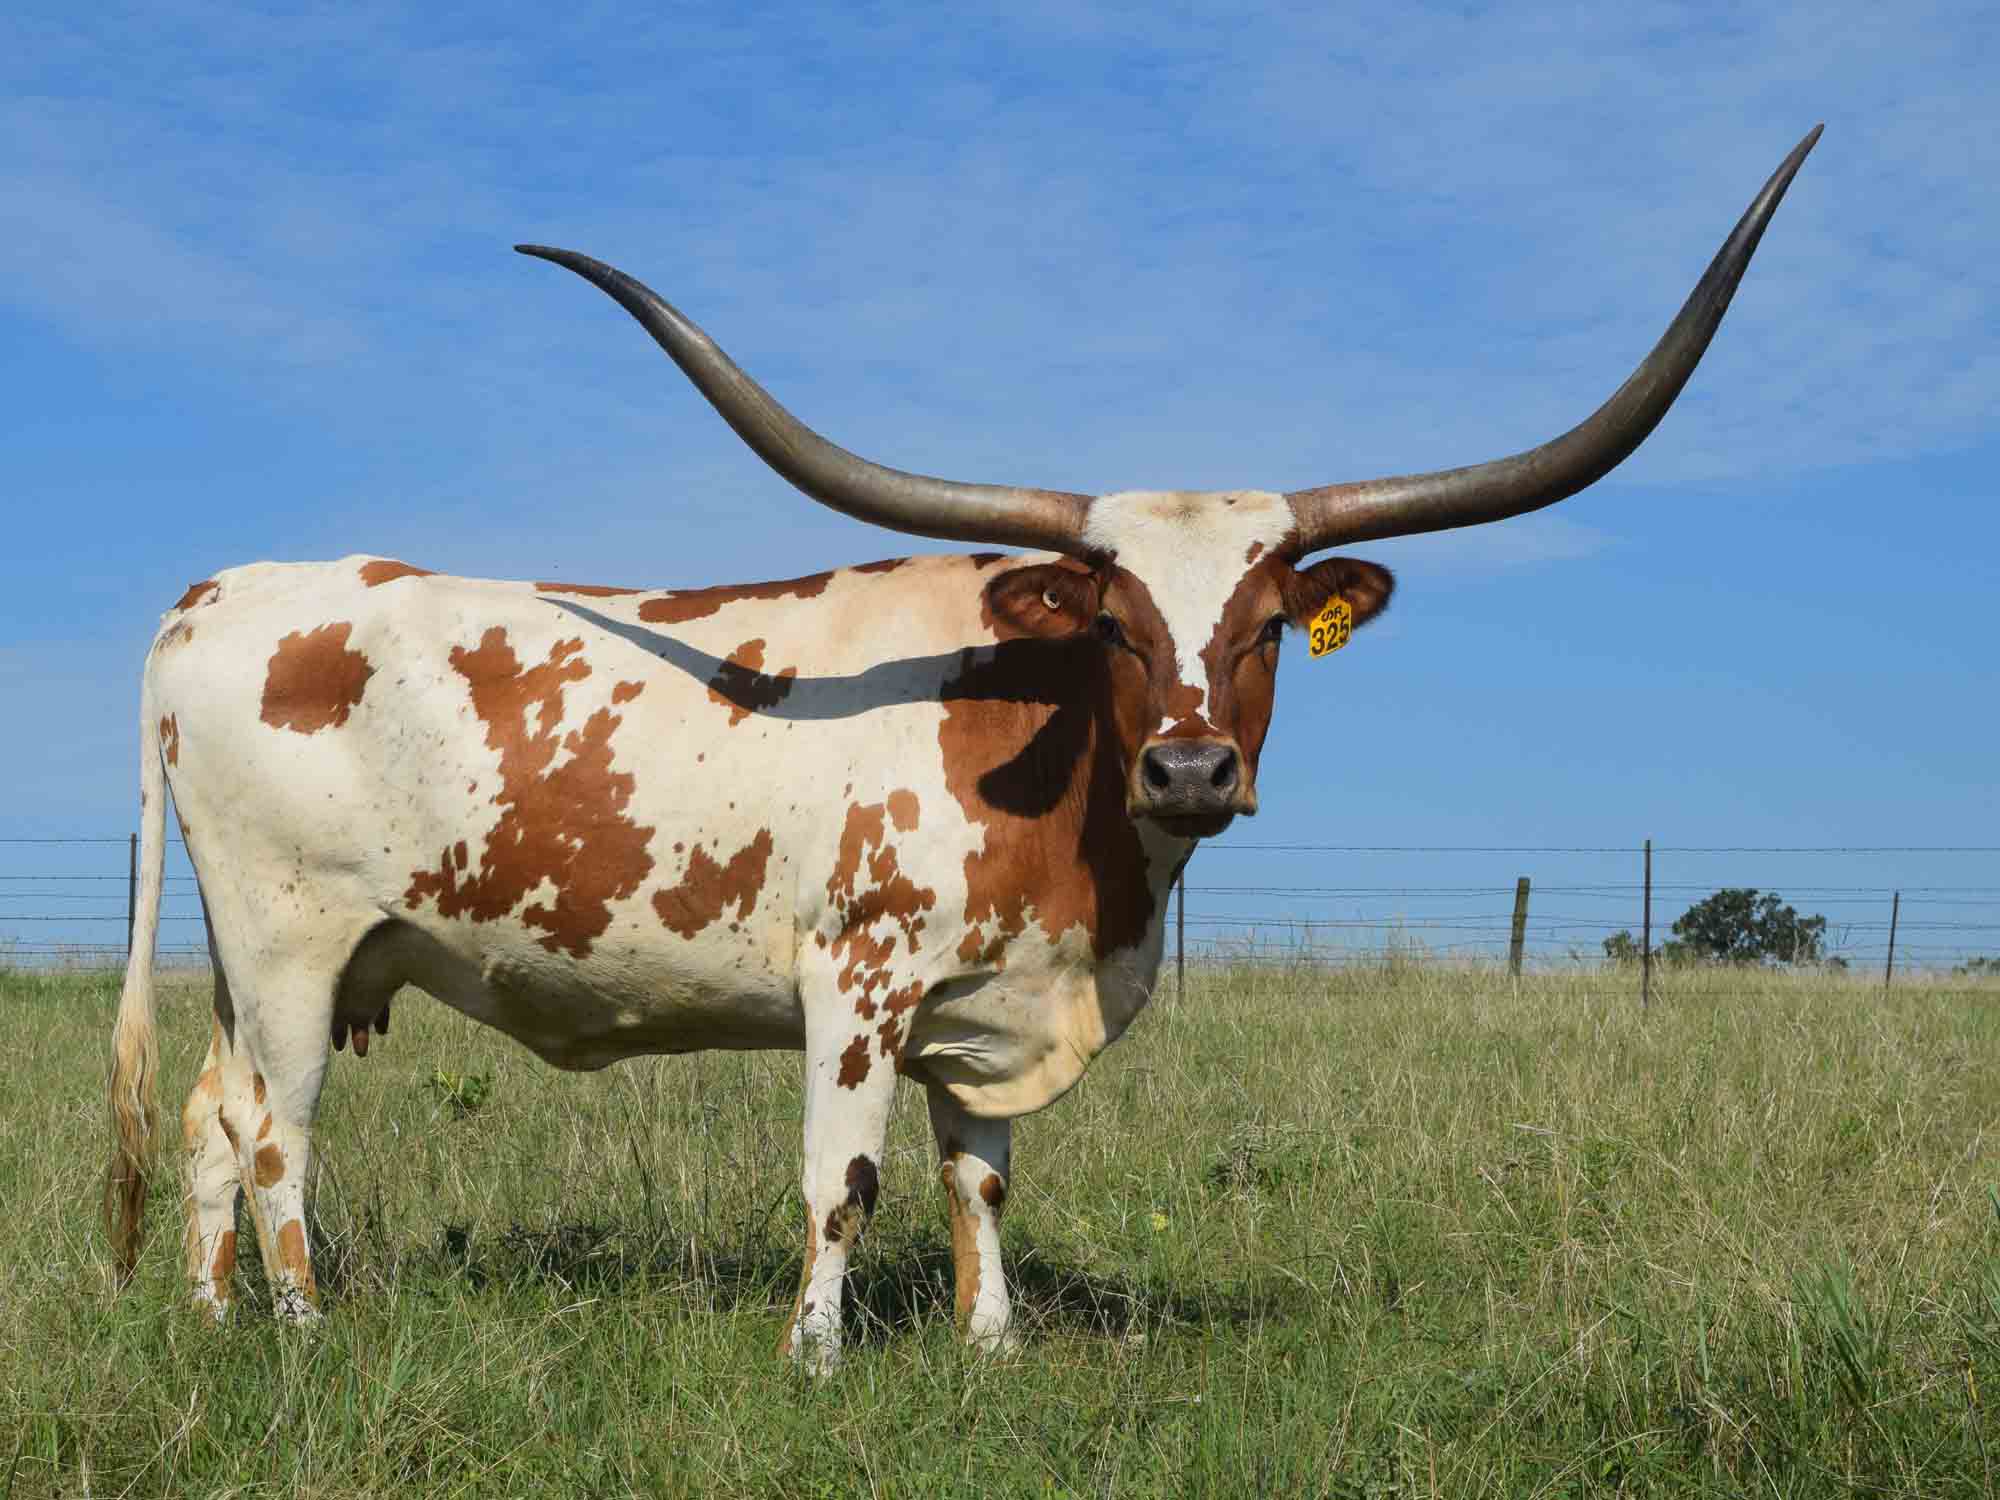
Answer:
106;688;166;1284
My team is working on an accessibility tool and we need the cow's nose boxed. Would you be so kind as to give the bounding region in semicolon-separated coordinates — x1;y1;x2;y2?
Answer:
1141;740;1239;800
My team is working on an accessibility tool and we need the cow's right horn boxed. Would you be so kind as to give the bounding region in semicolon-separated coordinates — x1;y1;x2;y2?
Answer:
1280;126;1823;557
518;247;1094;555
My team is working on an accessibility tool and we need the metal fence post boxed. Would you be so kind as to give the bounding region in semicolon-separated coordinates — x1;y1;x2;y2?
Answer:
1641;838;1652;1010
1175;863;1186;1002
1508;876;1530;977
1883;890;1900;993
126;831;139;957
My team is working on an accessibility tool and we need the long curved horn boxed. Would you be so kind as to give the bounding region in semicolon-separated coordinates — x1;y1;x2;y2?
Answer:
516;246;1093;553
1283;126;1821;555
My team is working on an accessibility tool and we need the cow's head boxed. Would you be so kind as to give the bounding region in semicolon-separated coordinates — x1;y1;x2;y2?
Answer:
977;497;1392;836
519;127;1817;841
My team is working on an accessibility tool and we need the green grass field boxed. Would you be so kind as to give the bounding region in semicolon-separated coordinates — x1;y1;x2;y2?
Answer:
3;960;1999;1497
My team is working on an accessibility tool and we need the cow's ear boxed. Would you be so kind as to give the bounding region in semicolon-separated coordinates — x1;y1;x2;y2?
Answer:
1284;557;1394;630
982;562;1102;641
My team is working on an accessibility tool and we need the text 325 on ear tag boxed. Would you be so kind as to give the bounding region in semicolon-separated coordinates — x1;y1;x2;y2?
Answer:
1308;597;1352;658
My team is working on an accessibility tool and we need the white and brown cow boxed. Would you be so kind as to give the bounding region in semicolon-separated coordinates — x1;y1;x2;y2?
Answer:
108;129;1818;1365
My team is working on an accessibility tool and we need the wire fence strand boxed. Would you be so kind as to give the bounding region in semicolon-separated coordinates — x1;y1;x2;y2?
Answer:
4;835;1996;972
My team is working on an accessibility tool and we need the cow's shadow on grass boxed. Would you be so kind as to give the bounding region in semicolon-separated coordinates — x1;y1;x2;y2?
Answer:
847;1239;1302;1346
270;1209;1303;1344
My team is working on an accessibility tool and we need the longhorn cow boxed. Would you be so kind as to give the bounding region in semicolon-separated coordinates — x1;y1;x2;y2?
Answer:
108;129;1819;1366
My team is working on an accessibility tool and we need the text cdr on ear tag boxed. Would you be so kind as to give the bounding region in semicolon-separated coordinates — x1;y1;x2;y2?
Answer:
1308;597;1352;658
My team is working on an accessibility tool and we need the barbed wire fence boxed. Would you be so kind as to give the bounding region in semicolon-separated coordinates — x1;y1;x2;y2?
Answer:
0;835;210;965
3;836;1998;987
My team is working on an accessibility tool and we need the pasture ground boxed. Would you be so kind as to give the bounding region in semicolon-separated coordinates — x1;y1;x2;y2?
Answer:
3;960;1999;1497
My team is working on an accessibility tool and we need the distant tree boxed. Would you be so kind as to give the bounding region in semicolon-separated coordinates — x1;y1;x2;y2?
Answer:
1605;889;1837;967
1600;931;1695;966
1671;888;1828;965
1955;956;2000;977
1602;930;1643;964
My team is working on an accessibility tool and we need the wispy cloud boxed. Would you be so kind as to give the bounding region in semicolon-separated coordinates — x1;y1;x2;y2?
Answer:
6;0;1992;516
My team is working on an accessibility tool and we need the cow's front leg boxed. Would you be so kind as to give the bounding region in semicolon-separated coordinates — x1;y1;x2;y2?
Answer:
784;1010;897;1373
926;1084;1016;1352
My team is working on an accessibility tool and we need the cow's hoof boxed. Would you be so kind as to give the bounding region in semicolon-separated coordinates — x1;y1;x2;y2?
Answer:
967;1323;1024;1357
787;1339;842;1378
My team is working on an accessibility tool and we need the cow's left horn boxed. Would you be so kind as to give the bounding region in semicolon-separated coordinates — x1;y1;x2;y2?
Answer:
1281;125;1822;556
517;247;1093;553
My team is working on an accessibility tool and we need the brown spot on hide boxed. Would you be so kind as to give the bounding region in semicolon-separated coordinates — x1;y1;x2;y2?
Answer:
359;559;435;587
275;1219;316;1300
157;619;196;652
820;1160;876;1256
208;1228;237;1287
825;803;936;1054
872;985;924;1062
1245;541;1265;564
823;1199;865;1247
705;639;797;726
252;1074;266;1105
851;557;907;574
255;1115;271;1141
979;1172;1006;1210
636;570;831;625
536;581;640;597
846;1155;880;1218
611;679;643;704
886;789;920;832
827;804;933;947
403;628;655;958
836;1034;872;1089
253;1143;285;1188
218;1114;240;1152
159;714;179;766
939;640;1156;963
652;830;773;938
259;622;374;734
173;579;220;611
942;1160;982;1330
452;840;468;870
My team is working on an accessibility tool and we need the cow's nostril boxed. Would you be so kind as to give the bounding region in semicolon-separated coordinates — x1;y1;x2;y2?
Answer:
1210;748;1238;791
1143;749;1173;791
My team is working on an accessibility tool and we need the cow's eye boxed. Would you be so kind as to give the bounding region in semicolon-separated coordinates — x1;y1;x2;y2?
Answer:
1259;615;1287;646
1093;613;1128;649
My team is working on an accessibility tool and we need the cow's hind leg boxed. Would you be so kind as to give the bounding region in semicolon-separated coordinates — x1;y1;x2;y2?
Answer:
926;1085;1016;1352
229;1055;323;1320
182;1002;244;1319
199;926;354;1323
784;1010;898;1373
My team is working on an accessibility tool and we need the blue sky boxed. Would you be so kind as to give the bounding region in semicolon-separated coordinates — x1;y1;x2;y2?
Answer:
3;2;1995;964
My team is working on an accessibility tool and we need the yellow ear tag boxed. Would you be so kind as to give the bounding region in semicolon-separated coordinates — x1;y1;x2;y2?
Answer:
1308;596;1352;658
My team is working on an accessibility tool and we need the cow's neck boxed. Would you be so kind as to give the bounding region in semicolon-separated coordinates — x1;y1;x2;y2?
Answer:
940;639;1192;971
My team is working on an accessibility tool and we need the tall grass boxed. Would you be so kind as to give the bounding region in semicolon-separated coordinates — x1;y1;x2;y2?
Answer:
2;961;1997;1496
